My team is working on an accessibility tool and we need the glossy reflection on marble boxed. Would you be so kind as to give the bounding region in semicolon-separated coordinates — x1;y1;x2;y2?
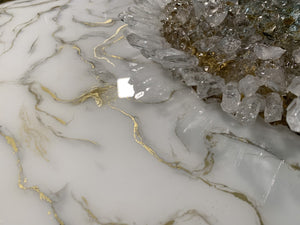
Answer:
0;0;299;225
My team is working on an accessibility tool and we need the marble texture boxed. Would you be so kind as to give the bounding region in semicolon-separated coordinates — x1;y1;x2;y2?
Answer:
0;0;299;225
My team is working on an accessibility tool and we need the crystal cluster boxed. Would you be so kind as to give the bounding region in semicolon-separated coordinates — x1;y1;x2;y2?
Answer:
120;0;300;132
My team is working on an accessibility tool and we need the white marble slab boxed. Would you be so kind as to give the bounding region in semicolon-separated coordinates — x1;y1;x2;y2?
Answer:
0;1;299;225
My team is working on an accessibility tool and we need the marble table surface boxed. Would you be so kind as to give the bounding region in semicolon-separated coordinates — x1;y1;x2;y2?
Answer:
0;0;299;225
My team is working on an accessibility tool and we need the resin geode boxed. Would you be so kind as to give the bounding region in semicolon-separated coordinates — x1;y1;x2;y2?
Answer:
120;0;300;132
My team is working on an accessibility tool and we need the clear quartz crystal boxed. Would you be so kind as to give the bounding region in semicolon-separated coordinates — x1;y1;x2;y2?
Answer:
254;44;286;60
124;0;300;129
293;48;300;64
153;48;199;69
193;0;228;27
238;75;260;97
196;72;225;98
287;98;300;132
221;82;241;113
181;70;202;86
206;10;228;27
193;36;221;52
218;36;241;54
264;92;283;123
260;67;286;92
126;33;163;50
287;76;300;96
256;94;266;112
235;96;261;125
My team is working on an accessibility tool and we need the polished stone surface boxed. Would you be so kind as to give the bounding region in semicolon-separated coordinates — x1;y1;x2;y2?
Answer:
0;1;299;225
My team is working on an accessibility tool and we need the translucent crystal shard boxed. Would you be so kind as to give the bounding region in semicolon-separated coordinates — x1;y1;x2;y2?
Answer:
287;76;300;96
264;93;283;123
192;36;221;52
238;75;260;97
235;96;261;125
206;10;228;27
193;0;228;27
123;0;300;129
254;44;286;60
218;36;241;54
152;48;199;69
287;98;300;133
221;82;241;113
126;33;163;50
178;68;205;86
260;67;286;92
293;48;300;64
196;72;224;98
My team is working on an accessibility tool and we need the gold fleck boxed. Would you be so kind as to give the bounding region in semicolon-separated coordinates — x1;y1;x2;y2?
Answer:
31;186;52;203
0;131;65;224
82;196;89;206
164;220;175;225
4;135;19;153
291;163;300;171
206;134;213;142
54;212;65;225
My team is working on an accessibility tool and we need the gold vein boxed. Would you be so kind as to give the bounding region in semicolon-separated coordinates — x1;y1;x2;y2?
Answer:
72;17;115;27
164;209;212;225
210;131;300;173
0;10;13;27
20;108;49;162
0;132;65;225
72;45;95;69
41;84;117;107
93;24;128;66
110;106;264;225
28;84;101;146
73;195;127;225
47;125;98;146
5;0;62;10
1;5;63;56
21;45;64;83
200;151;215;176
28;37;38;54
2;134;19;153
29;83;67;125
